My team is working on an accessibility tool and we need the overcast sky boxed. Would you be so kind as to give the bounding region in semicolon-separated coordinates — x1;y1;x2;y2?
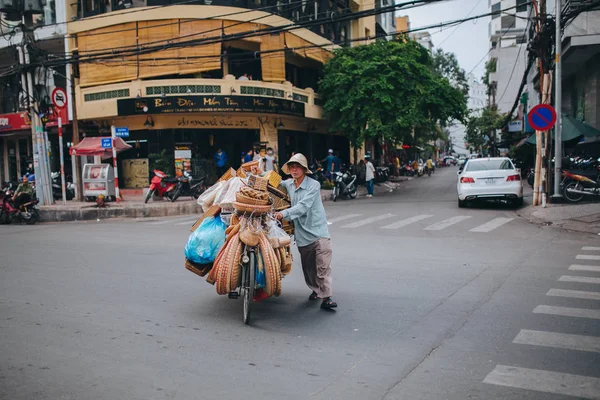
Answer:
398;0;490;80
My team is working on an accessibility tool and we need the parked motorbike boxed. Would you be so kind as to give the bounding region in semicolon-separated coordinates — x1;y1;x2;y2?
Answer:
51;172;75;201
170;171;207;202
145;170;178;203
527;169;535;188
0;184;40;224
561;167;600;203
310;160;326;185
375;166;390;183
332;170;357;202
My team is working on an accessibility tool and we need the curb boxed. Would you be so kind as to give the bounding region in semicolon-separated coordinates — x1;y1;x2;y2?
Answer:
40;202;202;222
517;205;600;235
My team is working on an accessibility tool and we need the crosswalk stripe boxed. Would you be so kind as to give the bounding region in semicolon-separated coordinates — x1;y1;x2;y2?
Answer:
559;275;600;284
582;246;600;251
533;305;600;320
469;217;514;233
577;255;600;261
424;216;472;231
513;329;600;353
341;213;395;229
380;215;433;230
547;288;600;301
483;365;600;399
327;214;363;224
175;219;201;226
570;265;600;273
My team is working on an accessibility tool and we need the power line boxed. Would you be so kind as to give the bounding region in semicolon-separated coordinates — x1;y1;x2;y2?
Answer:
436;0;483;48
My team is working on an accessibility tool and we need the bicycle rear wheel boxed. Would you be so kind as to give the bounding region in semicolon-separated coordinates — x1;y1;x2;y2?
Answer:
243;251;256;325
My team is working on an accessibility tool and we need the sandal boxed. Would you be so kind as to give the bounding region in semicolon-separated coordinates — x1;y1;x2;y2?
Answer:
321;297;337;309
309;291;318;301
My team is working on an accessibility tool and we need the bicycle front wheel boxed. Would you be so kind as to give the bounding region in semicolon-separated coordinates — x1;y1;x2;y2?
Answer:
243;251;256;325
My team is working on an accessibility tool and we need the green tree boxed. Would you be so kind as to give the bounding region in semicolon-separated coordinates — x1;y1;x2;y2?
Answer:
465;106;504;154
432;48;469;97
319;39;467;151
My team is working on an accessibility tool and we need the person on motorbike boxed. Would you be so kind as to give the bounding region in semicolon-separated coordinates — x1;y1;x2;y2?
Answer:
12;176;33;209
426;158;434;173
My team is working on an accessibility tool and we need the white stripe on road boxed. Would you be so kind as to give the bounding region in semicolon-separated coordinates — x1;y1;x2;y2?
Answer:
469;217;514;233
577;255;600;261
424;216;472;231
483;365;600;399
175;219;201;226
570;265;600;273
559;275;600;284
380;215;433;230
341;213;395;229
547;289;600;301
582;246;600;251
533;305;600;320
327;214;363;224
149;216;200;225
513;329;600;353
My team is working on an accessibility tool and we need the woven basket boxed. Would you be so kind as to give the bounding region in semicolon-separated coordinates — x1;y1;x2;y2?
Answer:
218;167;236;182
264;170;282;188
190;204;221;232
233;201;272;214
270;195;290;211
281;219;295;235
236;168;247;178
236;192;270;206
185;258;213;277
241;160;259;171
248;175;269;192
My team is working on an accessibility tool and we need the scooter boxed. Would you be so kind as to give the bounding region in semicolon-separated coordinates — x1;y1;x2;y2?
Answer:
170;171;207;202
51;172;75;201
561;168;600;203
0;185;40;224
332;170;357;202
145;170;178;203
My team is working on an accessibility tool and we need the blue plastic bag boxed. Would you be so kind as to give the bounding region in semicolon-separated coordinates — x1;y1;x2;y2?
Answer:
184;217;226;264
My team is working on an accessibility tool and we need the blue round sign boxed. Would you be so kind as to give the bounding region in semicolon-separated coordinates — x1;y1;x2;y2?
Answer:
527;104;557;132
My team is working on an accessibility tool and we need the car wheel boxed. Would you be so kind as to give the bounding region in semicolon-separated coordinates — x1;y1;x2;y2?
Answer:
458;199;467;208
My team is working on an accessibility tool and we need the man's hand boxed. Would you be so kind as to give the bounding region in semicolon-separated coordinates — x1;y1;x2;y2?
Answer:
274;212;284;221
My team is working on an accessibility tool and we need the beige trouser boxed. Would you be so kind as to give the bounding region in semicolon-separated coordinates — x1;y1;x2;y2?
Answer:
298;238;333;298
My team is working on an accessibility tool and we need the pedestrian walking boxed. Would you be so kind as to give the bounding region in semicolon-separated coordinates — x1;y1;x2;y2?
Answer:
264;147;278;172
274;153;337;310
214;148;228;176
365;155;375;197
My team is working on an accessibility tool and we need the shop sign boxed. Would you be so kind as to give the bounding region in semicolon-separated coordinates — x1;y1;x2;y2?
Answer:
175;144;192;176
0;112;30;131
117;96;305;118
177;116;253;128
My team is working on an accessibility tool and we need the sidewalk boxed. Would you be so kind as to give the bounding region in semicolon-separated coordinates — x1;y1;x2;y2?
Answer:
518;201;600;235
319;176;410;202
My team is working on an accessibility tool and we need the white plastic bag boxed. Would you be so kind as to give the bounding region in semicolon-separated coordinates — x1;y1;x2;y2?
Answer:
197;181;227;212
267;219;291;248
215;177;246;208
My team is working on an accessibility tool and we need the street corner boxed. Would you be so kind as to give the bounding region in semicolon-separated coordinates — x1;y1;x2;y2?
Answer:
517;202;600;235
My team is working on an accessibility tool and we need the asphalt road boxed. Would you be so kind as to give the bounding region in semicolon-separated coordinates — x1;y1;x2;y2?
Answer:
1;167;599;400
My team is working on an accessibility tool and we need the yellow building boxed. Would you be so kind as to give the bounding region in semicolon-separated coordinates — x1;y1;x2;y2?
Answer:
67;0;375;184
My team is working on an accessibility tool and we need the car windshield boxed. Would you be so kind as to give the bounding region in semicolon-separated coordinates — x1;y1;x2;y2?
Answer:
466;159;513;171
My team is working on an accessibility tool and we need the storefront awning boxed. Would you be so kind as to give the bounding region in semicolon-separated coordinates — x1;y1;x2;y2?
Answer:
525;115;600;145
70;137;132;159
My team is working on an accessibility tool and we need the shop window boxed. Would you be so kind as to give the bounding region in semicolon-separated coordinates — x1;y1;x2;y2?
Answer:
501;15;515;29
491;2;500;19
516;0;527;12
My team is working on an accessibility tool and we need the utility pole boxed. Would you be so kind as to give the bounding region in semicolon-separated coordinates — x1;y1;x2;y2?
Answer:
552;0;563;199
70;63;83;201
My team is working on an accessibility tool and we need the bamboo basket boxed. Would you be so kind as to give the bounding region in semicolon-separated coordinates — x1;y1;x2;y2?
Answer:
235;192;270;206
190;204;221;232
281;219;295;235
268;184;290;202
218;167;236;182
264;170;282;188
185;258;213;277
236;167;247;178
248;175;269;191
241;160;259;171
270;195;290;211
233;202;272;214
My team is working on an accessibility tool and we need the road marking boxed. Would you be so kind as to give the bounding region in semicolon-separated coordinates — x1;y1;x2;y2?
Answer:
149;216;201;225
424;216;472;231
570;264;600;273
547;288;600;301
327;214;363;224
577;255;600;261
513;329;600;353
559;275;600;284
380;215;433;230
341;213;395;229
533;305;600;320
483;365;600;399
582;246;600;251
469;217;514;233
175;219;201;226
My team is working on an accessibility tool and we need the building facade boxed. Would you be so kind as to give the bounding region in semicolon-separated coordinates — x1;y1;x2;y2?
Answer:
449;73;487;155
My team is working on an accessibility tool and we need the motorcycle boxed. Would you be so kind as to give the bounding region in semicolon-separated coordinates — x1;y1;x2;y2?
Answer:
561;167;600;203
0;185;40;224
51;172;75;201
332;170;357;202
310;160;326;185
170;171;207;202
145;170;178;203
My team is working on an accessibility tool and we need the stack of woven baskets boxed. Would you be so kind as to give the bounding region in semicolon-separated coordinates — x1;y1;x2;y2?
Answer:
233;186;272;214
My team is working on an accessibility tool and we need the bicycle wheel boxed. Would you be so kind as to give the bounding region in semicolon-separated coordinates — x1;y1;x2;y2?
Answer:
243;251;256;325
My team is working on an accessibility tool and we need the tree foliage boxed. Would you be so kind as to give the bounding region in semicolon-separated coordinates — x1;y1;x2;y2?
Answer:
432;48;469;97
319;40;468;148
465;106;504;153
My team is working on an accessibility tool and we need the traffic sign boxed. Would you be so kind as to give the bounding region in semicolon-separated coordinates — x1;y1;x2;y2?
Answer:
51;87;68;109
114;127;129;138
101;138;112;148
527;104;557;132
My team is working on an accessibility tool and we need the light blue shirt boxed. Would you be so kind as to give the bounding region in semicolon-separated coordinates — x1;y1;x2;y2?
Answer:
280;176;330;247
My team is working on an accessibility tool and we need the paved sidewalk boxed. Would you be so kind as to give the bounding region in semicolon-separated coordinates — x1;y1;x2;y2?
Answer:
518;201;600;235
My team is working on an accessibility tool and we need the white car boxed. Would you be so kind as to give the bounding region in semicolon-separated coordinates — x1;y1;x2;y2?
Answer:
456;157;523;208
